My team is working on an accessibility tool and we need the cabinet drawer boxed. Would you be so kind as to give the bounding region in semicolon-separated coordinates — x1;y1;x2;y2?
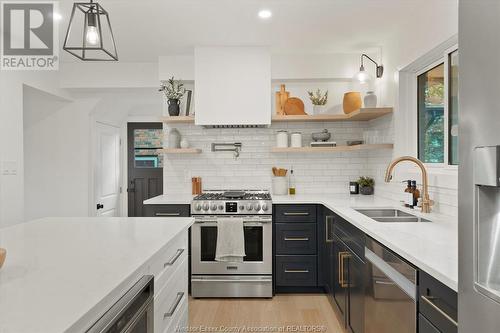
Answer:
144;204;190;217
333;216;365;259
154;257;188;333
276;255;317;287
274;205;317;223
276;223;317;255
419;314;441;333
149;232;188;288
419;271;458;333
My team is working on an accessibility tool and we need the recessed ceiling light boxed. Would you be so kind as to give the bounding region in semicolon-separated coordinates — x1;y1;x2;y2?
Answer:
258;9;272;19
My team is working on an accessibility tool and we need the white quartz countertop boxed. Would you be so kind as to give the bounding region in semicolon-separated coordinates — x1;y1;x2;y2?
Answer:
273;194;458;291
143;192;458;291
144;193;194;205
0;216;194;333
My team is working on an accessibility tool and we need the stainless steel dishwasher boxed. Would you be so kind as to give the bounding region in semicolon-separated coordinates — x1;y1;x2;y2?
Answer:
364;237;417;333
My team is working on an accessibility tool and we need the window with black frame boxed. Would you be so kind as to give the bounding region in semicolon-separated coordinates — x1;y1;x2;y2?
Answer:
417;49;459;166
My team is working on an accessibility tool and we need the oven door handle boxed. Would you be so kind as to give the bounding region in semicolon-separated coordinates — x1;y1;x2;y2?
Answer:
195;220;271;226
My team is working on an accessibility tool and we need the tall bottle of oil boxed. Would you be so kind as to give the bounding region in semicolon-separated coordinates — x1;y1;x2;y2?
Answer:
289;167;296;195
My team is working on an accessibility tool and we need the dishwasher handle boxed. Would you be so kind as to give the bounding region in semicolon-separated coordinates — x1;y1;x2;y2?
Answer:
365;247;417;300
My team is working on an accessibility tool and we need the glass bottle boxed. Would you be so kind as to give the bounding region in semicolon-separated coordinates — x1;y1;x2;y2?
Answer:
289;167;296;195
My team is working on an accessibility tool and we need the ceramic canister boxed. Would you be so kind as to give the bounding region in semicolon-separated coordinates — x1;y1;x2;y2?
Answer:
364;91;378;108
168;128;181;148
291;132;302;148
276;130;289;148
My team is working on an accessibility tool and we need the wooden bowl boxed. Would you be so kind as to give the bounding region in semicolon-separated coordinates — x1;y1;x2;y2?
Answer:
0;248;6;269
343;92;362;114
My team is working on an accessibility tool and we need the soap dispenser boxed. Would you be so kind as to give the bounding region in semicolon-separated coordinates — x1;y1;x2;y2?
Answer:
403;180;413;208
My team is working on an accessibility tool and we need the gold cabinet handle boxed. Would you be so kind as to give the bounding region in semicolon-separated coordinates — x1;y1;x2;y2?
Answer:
284;237;309;241
283;212;310;216
338;251;351;288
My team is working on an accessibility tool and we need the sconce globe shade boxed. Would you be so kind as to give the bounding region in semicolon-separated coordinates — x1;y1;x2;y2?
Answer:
353;69;373;85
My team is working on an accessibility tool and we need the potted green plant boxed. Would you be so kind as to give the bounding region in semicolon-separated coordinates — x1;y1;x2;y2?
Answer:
357;176;375;195
308;89;328;114
159;77;185;116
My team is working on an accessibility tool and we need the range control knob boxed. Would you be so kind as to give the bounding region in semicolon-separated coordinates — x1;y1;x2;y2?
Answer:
253;203;261;211
202;202;209;211
262;203;269;211
239;205;245;211
246;203;253;211
194;203;202;211
210;203;218;211
218;204;224;211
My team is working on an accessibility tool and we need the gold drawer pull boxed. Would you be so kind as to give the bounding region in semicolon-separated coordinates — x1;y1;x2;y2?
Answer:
339;251;351;288
283;212;310;216
284;237;309;241
285;269;309;273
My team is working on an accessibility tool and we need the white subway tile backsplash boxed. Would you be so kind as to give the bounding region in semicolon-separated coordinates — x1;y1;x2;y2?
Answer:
164;118;457;216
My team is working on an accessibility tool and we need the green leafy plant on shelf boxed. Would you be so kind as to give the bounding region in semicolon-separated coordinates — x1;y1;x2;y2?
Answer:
307;89;328;106
159;76;185;100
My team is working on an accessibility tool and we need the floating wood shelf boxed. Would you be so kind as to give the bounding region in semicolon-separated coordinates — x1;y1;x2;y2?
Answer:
158;148;202;154
162;116;195;124
162;108;393;124
270;144;393;153
272;108;393;122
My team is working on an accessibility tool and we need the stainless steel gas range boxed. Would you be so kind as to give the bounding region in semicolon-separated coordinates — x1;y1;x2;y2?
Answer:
190;190;273;298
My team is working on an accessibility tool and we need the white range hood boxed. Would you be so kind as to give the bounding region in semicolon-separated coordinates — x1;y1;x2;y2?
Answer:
194;46;271;127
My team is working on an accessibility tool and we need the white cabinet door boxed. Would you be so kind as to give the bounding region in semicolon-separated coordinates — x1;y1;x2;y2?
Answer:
194;46;271;126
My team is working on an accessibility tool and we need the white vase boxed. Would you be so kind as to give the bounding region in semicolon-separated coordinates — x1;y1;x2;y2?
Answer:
313;105;328;114
180;138;190;148
364;91;377;108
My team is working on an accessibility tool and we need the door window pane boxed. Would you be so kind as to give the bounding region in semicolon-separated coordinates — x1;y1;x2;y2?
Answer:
449;50;459;165
418;63;445;163
134;129;163;168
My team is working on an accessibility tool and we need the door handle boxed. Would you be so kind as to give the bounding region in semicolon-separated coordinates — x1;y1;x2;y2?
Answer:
420;295;458;327
164;249;184;268
339;251;351;288
96;203;104;210
325;216;334;243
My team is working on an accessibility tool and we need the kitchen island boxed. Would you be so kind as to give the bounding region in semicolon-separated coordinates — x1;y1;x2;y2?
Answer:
0;216;194;333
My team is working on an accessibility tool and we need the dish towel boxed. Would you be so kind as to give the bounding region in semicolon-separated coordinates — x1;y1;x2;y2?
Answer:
215;217;246;263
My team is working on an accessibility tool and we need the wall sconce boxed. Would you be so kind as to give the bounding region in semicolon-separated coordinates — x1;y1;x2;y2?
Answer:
353;54;384;84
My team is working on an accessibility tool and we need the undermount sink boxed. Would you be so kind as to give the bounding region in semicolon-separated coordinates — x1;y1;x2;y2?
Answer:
355;208;431;223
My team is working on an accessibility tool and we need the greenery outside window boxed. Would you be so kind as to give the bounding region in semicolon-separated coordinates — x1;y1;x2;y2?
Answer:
417;48;459;166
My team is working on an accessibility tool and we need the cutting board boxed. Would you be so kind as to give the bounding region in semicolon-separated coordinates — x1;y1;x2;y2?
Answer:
275;84;290;115
284;97;306;115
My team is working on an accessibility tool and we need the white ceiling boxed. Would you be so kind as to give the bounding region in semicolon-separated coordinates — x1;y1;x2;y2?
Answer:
57;0;458;62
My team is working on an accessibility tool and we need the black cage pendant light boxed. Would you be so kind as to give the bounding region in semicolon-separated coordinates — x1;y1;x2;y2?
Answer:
63;0;118;61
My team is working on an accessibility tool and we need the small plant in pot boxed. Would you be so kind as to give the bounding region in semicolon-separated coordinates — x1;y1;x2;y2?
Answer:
357;176;375;195
308;89;328;114
159;77;185;116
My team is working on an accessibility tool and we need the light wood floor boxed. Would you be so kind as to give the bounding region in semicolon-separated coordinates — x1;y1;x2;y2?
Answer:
189;294;345;333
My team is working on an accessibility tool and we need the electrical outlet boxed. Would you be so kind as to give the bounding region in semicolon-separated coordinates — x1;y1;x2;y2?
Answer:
1;161;17;176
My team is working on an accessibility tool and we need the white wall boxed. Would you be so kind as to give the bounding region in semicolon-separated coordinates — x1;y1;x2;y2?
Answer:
23;87;97;220
0;71;70;228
